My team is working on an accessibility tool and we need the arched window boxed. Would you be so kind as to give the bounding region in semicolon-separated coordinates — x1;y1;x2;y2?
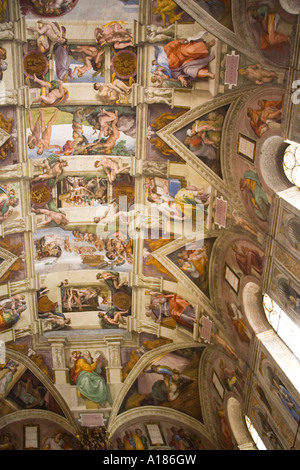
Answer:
245;416;266;450
283;144;300;188
259;137;300;211
263;294;300;361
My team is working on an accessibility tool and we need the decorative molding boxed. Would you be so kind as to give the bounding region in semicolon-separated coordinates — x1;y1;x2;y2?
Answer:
0;409;78;435
158;88;257;211
108;406;212;445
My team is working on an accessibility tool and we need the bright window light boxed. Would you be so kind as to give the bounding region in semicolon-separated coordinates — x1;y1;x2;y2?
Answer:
263;294;300;361
245;416;267;450
283;144;300;187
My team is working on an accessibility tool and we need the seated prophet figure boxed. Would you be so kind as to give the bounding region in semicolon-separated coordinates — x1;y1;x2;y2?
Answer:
145;292;196;329
70;350;111;407
0;295;27;330
187;111;224;147
0;185;18;223
151;34;216;88
184;111;224;167
177;246;208;280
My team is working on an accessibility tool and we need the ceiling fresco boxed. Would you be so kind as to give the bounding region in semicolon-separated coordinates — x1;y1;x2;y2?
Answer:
0;0;299;455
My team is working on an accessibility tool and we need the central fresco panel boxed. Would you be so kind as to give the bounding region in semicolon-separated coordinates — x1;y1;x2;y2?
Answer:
20;0;139;337
26;106;136;159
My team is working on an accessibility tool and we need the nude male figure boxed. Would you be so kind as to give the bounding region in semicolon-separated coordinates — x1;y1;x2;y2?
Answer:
30;75;65;107
32;156;68;184
30;109;61;156
94;79;132;105
94;23;133;49
94;157;130;184
72;56;94;78
27;20;67;57
239;63;278;85
98;309;129;325
85;110;119;154
71;45;104;77
95;108;119;139
27;109;41;150
32;207;69;227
